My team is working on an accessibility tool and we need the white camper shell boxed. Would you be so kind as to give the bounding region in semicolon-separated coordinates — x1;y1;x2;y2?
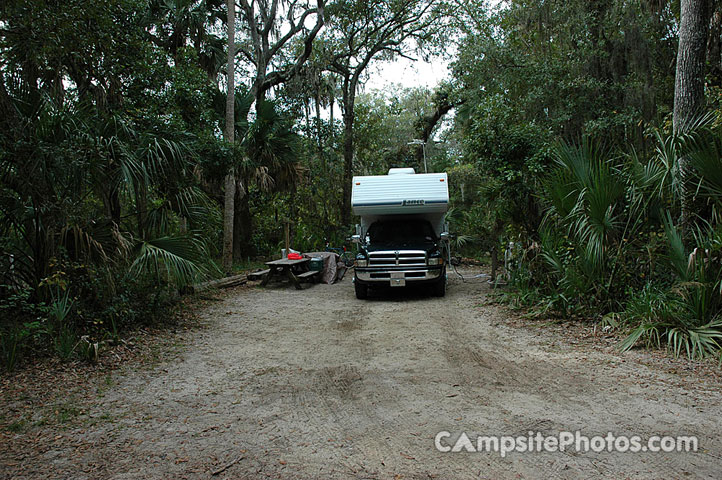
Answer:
351;168;449;236
350;168;450;298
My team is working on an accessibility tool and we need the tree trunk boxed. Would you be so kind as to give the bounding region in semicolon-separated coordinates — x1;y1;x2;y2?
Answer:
489;218;504;285
222;0;236;273
413;94;455;167
107;187;121;226
341;112;354;226
675;0;710;131
304;101;311;136
707;3;722;88
223;173;236;272
233;187;244;263
315;90;323;153
134;185;148;240
253;63;267;109
674;0;709;230
341;76;356;226
233;185;254;261
234;191;253;258
490;245;499;285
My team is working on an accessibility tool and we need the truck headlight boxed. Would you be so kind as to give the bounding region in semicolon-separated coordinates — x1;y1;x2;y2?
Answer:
428;257;444;265
356;259;368;267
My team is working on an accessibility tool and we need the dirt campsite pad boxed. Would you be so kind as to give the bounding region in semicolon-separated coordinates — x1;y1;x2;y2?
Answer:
2;268;722;479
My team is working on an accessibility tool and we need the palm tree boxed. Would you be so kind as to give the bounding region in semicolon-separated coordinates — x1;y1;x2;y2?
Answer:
146;0;226;79
222;0;236;273
232;98;305;259
673;0;710;231
0;84;217;299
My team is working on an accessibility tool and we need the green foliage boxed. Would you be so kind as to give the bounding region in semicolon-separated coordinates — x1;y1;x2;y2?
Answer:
616;273;722;360
129;235;214;288
452;0;676;146
52;324;78;362
505;123;722;360
2;0;720;367
545;140;627;276
47;289;73;327
353;87;452;175
1;325;28;372
0;0;228;367
44;289;77;361
446;0;683;287
0;320;45;371
0;287;47;370
240;100;304;192
450;95;552;264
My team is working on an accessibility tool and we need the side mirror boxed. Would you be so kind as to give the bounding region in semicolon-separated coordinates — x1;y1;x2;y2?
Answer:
440;232;450;242
351;234;362;244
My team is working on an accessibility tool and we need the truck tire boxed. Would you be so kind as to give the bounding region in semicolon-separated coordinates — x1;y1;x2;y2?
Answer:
355;282;368;299
433;274;446;297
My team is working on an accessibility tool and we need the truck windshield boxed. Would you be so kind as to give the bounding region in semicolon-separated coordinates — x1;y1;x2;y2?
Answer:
367;220;435;244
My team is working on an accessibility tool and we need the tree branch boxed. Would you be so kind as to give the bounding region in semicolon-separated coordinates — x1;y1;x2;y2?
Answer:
261;0;325;92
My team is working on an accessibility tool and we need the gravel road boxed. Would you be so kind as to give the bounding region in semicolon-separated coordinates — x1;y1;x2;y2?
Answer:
3;268;722;479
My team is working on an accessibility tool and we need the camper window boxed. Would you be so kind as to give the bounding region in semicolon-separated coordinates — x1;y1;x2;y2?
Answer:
367;220;435;244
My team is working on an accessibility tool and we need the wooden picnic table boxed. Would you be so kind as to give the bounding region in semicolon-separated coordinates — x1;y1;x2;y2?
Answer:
260;257;318;290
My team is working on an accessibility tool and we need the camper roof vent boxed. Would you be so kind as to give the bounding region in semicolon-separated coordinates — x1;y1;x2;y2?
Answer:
388;168;416;175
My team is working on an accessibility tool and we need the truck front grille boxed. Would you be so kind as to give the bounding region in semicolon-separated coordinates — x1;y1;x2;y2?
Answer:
368;250;427;267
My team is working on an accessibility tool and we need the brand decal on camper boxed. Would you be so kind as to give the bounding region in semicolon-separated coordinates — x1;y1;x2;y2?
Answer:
402;199;425;206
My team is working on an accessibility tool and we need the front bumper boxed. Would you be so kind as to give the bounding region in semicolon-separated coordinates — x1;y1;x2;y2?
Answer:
355;266;443;284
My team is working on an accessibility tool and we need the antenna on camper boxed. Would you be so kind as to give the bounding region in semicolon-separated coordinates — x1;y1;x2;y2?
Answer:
407;139;427;173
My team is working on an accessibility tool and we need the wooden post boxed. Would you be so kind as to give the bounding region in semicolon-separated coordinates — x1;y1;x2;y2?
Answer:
284;221;290;255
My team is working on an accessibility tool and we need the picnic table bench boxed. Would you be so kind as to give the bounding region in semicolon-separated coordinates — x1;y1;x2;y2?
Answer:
260;258;320;289
247;269;271;281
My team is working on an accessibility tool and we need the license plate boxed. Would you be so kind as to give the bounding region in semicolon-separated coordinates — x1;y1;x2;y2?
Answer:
390;272;405;287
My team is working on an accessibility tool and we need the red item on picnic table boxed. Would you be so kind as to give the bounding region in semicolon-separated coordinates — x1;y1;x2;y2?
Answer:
287;253;303;260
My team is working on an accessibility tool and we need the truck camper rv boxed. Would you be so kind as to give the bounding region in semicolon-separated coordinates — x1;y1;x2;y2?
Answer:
350;168;450;299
